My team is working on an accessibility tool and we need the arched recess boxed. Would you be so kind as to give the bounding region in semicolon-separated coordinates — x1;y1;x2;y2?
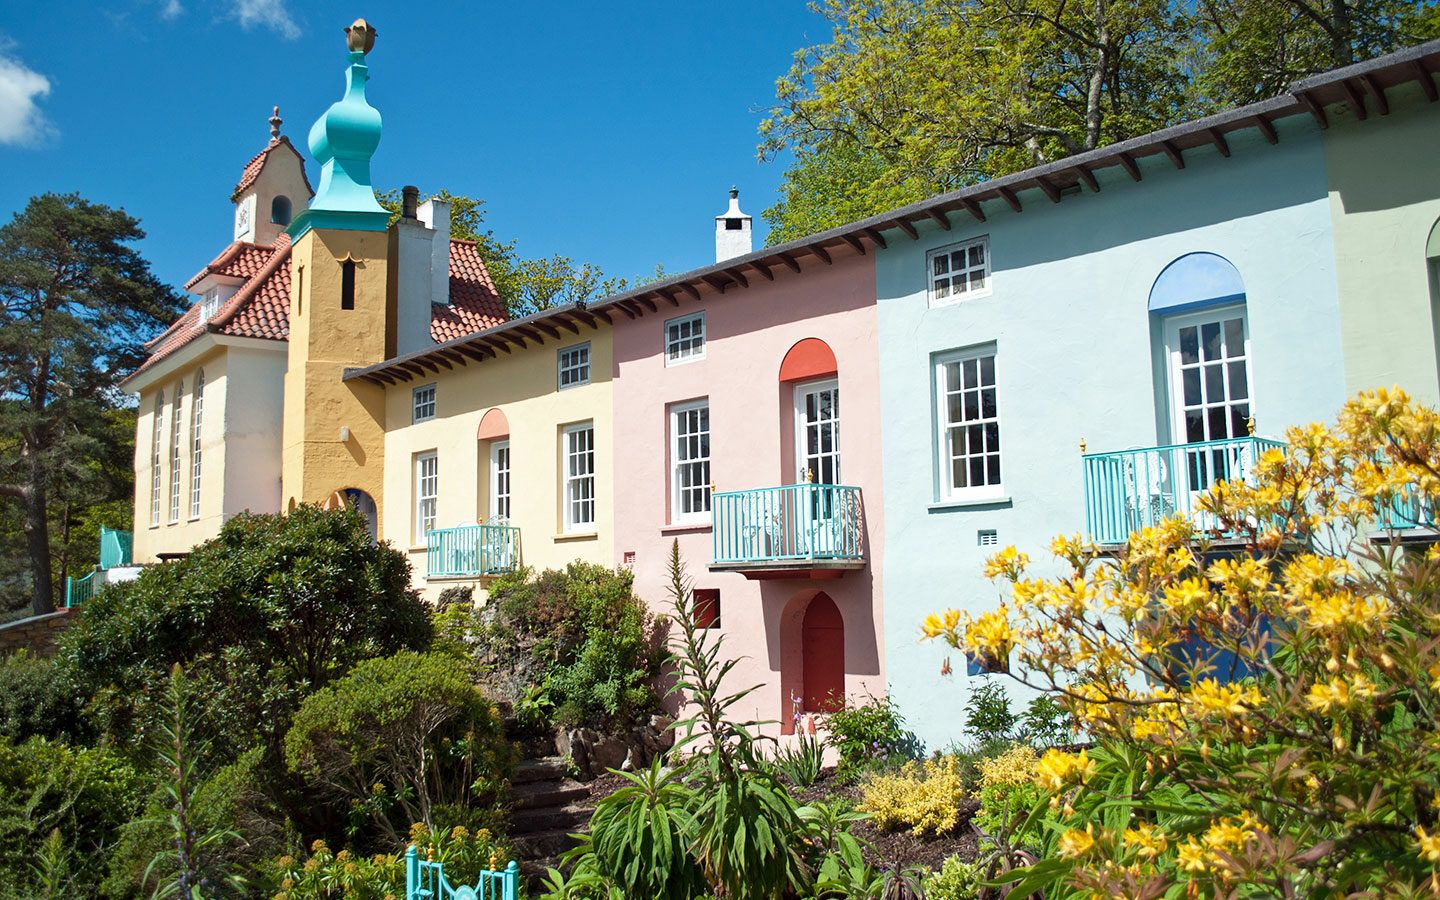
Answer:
779;337;838;383
477;409;511;521
1148;252;1246;314
270;195;293;226
1427;219;1440;388
324;488;378;540
778;590;847;732
477;408;510;440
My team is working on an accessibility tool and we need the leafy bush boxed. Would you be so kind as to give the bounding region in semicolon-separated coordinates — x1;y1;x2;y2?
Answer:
272;823;511;900
824;694;918;776
922;854;984;900
858;755;970;835
470;563;663;730
0;651;89;744
582;758;704;898
0;737;143;894
284;650;512;846
1016;693;1074;749
772;732;826;788
58;507;430;759
963;678;1017;747
974;745;1045;836
925;389;1440;894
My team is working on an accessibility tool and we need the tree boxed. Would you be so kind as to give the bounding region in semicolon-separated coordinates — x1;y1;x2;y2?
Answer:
0;194;182;615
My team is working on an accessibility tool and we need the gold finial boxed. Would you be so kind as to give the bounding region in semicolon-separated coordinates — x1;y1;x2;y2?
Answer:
1247;417;1255;436
268;105;282;140
344;18;377;54
1079;438;1087;455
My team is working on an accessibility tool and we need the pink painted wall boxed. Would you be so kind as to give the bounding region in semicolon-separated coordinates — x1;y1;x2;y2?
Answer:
611;247;885;736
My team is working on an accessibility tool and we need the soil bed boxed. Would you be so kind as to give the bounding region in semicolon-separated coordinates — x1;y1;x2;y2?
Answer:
797;769;980;873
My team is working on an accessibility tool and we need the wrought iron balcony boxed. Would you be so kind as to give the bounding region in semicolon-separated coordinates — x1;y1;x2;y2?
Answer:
711;483;865;578
99;526;133;570
1082;436;1285;545
426;523;521;578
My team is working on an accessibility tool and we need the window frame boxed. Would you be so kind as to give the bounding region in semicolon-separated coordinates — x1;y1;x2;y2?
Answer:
1162;304;1253;447
664;311;707;367
557;342;592;390
168;382;184;523
489;440;511;521
927;236;992;307
200;287;221;322
562;422;596;534
669;399;712;525
150;391;164;527
189;369;204;520
414;451;438;545
412;383;437;423
934;345;1004;502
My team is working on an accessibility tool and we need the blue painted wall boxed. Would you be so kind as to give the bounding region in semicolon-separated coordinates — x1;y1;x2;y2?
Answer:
874;120;1345;750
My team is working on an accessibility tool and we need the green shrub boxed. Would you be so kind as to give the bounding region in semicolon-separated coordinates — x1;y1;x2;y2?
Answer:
284;651;512;847
0;651;89;744
472;563;663;730
583;758;704;898
824;694;918;776
974;745;1044;836
922;854;984;900
772;732;825;788
1016;693;1074;749
58;506;431;760
0;737;143;894
963;679;1017;746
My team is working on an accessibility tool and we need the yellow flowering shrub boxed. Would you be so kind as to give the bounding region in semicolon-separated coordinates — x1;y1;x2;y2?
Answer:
859;755;970;836
921;389;1440;895
271;824;511;900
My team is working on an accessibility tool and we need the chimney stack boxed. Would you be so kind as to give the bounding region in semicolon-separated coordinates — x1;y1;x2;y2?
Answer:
715;186;752;262
401;185;419;220
391;193;452;357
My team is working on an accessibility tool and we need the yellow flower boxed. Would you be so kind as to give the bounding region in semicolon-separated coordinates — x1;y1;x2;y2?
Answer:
1184;679;1261;719
984;546;1030;581
920;609;961;641
1035;748;1096;792
1058;826;1096;859
1176;836;1209;873
1306;673;1378;714
963;606;1013;660
1123;822;1168;860
1417;825;1440;864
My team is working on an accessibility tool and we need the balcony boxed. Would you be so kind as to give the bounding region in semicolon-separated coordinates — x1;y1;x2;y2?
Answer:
1082;436;1285;546
99;526;133;570
711;484;865;579
64;527;135;608
1375;494;1438;542
426;524;521;579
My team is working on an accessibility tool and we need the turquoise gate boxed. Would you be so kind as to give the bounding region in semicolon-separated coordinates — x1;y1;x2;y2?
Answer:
404;845;519;900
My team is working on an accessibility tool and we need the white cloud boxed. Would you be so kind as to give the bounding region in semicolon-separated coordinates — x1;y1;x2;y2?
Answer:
230;0;300;40
161;0;184;20
0;45;54;147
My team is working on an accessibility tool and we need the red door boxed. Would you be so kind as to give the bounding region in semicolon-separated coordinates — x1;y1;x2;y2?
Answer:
802;594;845;712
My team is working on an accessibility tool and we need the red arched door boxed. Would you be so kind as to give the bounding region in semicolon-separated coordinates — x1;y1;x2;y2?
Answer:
802;593;845;712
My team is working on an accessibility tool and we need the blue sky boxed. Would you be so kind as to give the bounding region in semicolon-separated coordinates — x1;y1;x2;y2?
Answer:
0;1;827;292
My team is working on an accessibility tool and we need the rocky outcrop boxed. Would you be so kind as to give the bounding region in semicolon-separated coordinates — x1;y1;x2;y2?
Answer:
554;715;675;781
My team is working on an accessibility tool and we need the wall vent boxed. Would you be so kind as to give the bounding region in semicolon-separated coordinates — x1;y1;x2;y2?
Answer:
978;529;999;547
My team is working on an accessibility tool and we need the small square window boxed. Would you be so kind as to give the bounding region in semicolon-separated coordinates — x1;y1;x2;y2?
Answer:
665;312;706;366
928;237;991;306
558;343;591;389
693;588;720;629
412;384;437;423
200;287;221;322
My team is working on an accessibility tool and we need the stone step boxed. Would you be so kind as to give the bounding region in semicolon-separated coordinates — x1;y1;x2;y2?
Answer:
512;828;585;860
511;779;590;810
509;802;594;834
512;757;567;785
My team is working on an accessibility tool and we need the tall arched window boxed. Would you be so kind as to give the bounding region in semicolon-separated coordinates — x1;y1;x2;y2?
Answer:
150;390;164;526
169;382;183;523
270;195;292;226
1427;219;1440;382
189;369;204;519
340;260;356;309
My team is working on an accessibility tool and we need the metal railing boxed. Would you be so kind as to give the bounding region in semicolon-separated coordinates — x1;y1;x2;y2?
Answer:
425;524;521;578
405;845;519;900
1082;436;1285;544
99;526;133;570
65;571;96;608
712;483;864;565
1377;494;1437;532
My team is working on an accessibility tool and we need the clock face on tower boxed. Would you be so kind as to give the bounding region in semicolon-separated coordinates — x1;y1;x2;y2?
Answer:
234;194;256;241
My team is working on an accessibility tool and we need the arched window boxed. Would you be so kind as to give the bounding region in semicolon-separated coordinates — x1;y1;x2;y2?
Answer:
780;340;841;488
341;259;356;309
169;382;184;523
270;195;292;226
1427;219;1440;380
150;390;164;526
189;369;204;519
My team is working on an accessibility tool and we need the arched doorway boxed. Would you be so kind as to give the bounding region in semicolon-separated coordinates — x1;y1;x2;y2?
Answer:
325;488;378;540
801;593;845;713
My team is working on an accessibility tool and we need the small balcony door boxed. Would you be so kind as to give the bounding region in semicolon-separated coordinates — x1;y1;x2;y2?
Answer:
489;441;511;521
794;378;840;527
1165;307;1253;495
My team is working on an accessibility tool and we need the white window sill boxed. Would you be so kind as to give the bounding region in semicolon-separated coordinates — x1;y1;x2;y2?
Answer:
665;355;706;368
928;290;994;308
661;521;712;535
554;531;598;542
928;495;1012;512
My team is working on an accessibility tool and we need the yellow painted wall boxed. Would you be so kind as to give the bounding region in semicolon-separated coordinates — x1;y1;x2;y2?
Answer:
379;329;615;600
282;229;390;519
131;347;231;563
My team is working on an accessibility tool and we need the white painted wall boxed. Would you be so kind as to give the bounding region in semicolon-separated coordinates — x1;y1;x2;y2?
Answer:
221;345;287;519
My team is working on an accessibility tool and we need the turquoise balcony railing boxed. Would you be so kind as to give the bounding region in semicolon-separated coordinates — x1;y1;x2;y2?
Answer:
99;526;133;570
64;571;96;608
712;484;865;570
1377;494;1437;533
1083;436;1285;545
426;524;521;578
405;845;518;900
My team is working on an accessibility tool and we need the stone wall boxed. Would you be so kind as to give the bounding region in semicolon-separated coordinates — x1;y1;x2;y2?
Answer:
0;609;73;656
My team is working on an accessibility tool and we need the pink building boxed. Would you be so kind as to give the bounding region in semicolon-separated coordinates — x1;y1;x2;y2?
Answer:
611;199;886;736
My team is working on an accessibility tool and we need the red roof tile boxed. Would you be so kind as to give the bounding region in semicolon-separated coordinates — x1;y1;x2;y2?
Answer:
130;237;505;380
230;136;314;202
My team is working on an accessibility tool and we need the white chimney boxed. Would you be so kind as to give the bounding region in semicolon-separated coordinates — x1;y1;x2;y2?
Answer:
393;188;452;357
715;187;752;262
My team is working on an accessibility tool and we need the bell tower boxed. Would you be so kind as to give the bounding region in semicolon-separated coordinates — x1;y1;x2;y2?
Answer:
281;18;391;526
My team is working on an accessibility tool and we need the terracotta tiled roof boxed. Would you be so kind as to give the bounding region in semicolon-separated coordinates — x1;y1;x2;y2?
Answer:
230;136;315;202
129;236;504;381
431;240;507;342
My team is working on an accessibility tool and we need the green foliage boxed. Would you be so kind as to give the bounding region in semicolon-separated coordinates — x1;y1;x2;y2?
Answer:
921;854;984;900
284;650;512;846
0;193;182;614
964;679;1017;746
0;651;89;744
470;563;663;730
773;732;826;788
974;745;1044;837
825;694;917;776
583;758;704;898
59;506;431;759
1016;694;1074;749
0;736;143;894
271;824;511;900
